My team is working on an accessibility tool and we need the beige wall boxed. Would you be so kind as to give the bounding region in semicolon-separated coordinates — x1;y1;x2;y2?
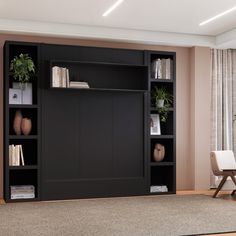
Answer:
190;47;211;189
0;33;208;198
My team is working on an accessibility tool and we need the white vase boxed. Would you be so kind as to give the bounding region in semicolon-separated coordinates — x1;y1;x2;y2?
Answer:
156;99;164;108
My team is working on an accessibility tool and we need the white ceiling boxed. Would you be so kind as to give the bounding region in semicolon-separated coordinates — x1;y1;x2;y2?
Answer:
1;0;236;48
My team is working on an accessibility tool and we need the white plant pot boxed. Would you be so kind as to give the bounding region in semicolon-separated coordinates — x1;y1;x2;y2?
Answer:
156;99;164;108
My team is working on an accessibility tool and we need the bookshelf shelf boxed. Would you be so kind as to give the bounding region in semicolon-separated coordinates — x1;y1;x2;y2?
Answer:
7;197;39;203
9;165;38;170
150;107;174;112
150;135;174;139
51;60;147;68
50;87;147;93
150;79;174;83
9;135;38;139
149;191;175;195
9;104;39;109
150;162;175;166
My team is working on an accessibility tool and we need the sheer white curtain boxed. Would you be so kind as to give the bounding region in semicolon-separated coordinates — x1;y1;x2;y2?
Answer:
210;49;236;187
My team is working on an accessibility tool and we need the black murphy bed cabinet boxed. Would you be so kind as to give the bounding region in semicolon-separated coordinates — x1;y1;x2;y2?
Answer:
4;41;176;202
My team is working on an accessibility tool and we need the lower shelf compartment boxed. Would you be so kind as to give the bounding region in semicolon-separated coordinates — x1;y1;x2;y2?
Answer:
9;139;38;165
9;169;38;200
150;166;175;193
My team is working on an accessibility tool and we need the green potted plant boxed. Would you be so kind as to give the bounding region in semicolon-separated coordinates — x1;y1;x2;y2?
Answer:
152;87;173;122
10;53;36;87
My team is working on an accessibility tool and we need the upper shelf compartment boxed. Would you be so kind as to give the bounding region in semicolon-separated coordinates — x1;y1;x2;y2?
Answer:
149;52;175;81
49;60;148;92
8;43;39;74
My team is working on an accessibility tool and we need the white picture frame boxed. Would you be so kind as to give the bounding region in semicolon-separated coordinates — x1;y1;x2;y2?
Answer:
13;82;32;105
9;89;22;104
150;114;161;135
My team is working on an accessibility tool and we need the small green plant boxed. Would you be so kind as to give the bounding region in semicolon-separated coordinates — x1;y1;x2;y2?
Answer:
152;87;173;122
10;53;35;85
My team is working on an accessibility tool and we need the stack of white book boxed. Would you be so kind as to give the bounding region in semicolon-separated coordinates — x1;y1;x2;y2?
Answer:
151;58;173;79
9;144;25;166
150;185;168;193
69;81;90;89
52;66;70;88
11;185;35;199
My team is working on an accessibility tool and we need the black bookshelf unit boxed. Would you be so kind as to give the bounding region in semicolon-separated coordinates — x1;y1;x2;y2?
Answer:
4;41;176;202
146;51;176;194
4;41;40;202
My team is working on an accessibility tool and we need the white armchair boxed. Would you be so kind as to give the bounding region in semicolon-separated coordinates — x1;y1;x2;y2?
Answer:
210;150;236;198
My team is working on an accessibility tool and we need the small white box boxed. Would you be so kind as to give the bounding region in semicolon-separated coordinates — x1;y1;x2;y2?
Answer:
13;82;32;105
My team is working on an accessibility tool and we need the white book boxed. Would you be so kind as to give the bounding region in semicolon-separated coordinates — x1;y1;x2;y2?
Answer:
150;185;168;193
161;59;166;79
20;145;25;166
70;85;90;89
170;59;173;80
12;145;17;166
61;67;67;88
157;58;162;79
165;59;171;80
66;69;70;88
69;81;89;88
9;145;12;165
11;144;15;166
16;145;20;166
11;193;35;199
52;66;61;87
11;189;34;194
11;185;35;191
70;81;88;85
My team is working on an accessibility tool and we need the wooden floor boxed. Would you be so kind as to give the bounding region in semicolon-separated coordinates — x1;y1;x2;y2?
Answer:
0;190;235;235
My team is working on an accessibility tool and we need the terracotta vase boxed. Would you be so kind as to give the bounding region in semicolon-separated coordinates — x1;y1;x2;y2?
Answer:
21;118;32;135
153;143;165;162
13;110;22;135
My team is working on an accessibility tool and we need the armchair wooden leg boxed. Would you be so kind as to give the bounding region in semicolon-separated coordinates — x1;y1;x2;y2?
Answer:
213;175;228;198
229;174;236;185
229;174;236;196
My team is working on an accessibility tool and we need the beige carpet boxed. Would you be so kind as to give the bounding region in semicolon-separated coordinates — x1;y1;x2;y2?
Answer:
1;195;236;236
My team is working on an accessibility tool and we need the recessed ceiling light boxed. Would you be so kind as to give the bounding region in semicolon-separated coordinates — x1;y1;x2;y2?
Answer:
103;0;124;17
199;6;236;26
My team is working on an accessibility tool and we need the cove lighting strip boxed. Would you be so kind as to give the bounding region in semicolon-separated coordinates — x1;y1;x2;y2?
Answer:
103;0;124;17
199;6;236;26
